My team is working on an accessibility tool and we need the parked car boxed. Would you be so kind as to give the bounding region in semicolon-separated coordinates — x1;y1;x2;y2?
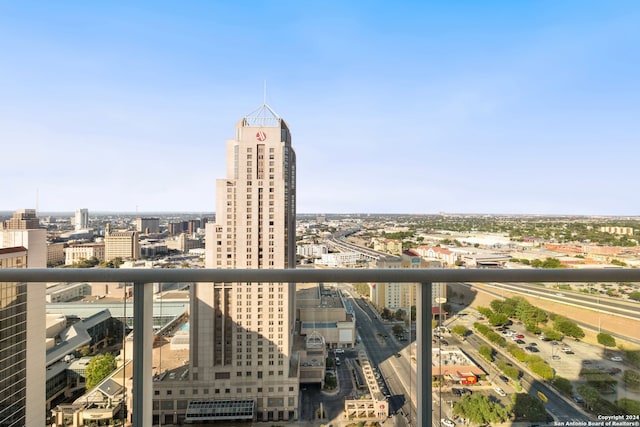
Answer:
611;356;623;362
494;386;507;397
441;419;455;427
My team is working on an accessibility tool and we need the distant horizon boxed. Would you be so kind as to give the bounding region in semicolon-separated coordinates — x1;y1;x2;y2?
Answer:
2;210;639;219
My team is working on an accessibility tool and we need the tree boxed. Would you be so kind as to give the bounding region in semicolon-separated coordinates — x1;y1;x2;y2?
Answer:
496;301;516;317
452;394;509;425
324;372;337;389
541;327;563;341
624;350;640;369
623;370;640;390
353;283;370;297
597;333;617;348
530;361;554;380
577;384;623;415
441;303;452;314
78;345;92;357
85;353;117;390
489;313;509;326
510;393;549;422
616;398;640;415
553;376;573;396
541;257;564;268
450;325;468;337
392;325;404;335
479;345;494;362
100;257;123;268
629;291;640;302
553;315;585;339
497;360;520;380
477;306;493;318
394;308;406;321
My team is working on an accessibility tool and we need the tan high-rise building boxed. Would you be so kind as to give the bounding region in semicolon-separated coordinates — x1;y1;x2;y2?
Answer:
1;208;40;230
188;104;298;422
0;209;46;268
104;224;139;261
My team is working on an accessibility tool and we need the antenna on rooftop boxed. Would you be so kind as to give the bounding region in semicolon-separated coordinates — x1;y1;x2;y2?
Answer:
35;188;39;214
263;80;267;105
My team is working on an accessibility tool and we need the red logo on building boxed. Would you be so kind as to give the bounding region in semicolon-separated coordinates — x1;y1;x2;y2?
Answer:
256;131;267;141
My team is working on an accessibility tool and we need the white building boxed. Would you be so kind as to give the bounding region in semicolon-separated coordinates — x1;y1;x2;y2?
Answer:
296;244;329;258
74;208;89;231
316;252;360;267
65;243;105;265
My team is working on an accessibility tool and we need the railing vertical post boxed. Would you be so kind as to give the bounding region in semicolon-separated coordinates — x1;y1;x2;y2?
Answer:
417;282;432;427
132;282;153;426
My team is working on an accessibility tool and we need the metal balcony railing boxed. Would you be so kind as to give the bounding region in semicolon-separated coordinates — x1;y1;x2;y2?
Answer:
2;267;640;427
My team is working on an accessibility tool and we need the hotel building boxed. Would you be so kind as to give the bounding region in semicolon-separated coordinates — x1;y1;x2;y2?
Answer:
183;103;298;423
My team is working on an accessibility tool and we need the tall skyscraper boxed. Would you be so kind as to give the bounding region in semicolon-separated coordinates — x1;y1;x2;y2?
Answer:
0;210;46;426
189;103;298;422
75;208;89;230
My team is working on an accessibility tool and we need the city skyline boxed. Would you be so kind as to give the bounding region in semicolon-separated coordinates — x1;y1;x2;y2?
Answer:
1;1;639;215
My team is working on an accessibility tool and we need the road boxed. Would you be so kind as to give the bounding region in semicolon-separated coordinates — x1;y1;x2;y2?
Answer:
347;290;419;426
483;281;640;321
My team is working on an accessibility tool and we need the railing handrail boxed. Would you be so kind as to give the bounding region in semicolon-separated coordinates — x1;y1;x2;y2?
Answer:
1;267;639;283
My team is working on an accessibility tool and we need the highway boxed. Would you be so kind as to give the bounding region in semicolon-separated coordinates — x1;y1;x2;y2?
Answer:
326;234;390;261
482;281;640;320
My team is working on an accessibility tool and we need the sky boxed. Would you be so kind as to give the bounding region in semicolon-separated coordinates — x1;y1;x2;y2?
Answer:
1;1;639;216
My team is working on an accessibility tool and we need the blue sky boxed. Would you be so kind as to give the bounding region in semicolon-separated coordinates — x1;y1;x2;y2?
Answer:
1;1;639;215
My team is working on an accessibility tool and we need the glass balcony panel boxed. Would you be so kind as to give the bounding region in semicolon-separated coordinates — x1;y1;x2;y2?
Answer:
1;269;639;426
